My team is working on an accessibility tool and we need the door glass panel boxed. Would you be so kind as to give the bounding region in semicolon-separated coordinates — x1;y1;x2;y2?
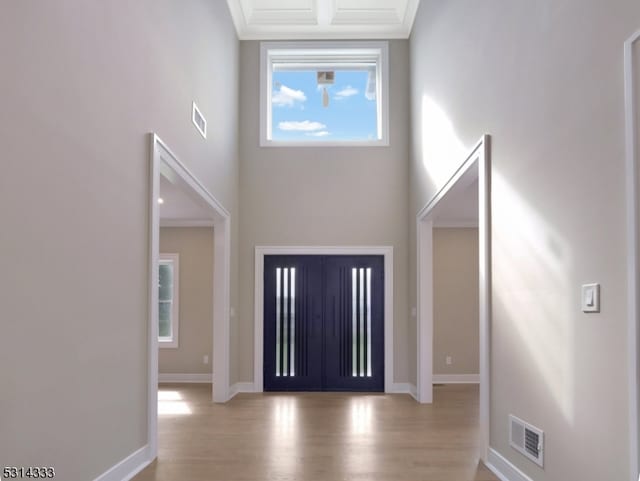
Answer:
275;267;296;377
352;268;358;377
351;267;373;378
276;268;281;376
283;268;289;376
366;268;372;377
291;268;296;377
359;268;365;377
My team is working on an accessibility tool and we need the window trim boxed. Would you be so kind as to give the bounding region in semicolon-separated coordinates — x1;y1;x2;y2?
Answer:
159;253;180;348
260;41;390;148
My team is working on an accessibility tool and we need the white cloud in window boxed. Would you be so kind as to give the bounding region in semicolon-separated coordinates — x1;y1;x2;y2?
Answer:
278;120;327;132
335;86;359;99
272;85;307;107
306;131;331;137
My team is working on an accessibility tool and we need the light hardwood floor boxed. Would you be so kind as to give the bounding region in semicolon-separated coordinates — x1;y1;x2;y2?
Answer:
135;384;498;481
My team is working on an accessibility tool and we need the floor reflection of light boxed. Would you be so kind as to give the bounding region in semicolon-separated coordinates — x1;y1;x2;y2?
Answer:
158;390;192;415
269;397;299;477
346;397;377;474
274;397;297;435
350;398;373;435
158;390;182;401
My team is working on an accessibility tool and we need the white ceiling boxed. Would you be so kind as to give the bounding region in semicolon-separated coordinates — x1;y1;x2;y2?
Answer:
433;178;479;226
160;174;214;226
226;0;421;40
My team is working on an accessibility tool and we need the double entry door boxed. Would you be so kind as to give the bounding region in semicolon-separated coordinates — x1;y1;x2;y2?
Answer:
264;255;384;392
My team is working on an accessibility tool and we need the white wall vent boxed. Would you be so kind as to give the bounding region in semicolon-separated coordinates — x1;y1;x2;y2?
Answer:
509;415;544;468
192;101;207;139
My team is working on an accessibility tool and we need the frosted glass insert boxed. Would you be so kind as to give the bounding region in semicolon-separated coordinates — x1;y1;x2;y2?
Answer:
275;267;296;378
366;268;372;377
290;268;296;377
352;268;357;377
276;268;281;377
359;268;365;377
283;268;289;376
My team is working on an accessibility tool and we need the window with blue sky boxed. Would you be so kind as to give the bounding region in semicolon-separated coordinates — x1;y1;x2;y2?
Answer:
261;42;389;146
271;69;378;142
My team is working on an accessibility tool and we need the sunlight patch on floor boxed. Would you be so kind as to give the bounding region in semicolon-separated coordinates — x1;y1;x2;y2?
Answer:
158;390;192;415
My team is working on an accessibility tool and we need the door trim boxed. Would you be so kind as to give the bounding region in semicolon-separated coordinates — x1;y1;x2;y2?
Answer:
625;29;640;481
148;134;232;460
254;246;394;393
416;135;491;462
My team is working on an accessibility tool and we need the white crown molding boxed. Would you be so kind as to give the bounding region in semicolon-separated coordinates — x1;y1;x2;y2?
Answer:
226;0;420;40
432;219;479;228
227;0;248;38
160;218;214;228
402;0;421;36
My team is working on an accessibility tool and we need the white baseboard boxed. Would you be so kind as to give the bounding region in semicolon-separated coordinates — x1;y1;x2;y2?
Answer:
389;382;416;395
409;383;418;401
158;373;212;383
232;383;413;398
229;382;256;399
433;374;480;384
486;448;533;481
93;445;151;481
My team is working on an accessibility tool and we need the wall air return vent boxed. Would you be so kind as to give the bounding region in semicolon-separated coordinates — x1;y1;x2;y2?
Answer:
509;414;544;468
192;101;207;139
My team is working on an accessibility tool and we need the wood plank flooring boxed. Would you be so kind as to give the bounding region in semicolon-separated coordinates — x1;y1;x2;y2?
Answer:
134;384;498;481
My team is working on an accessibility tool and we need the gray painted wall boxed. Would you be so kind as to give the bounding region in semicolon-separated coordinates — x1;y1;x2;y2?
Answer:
159;227;214;375
0;2;239;480
410;1;639;480
238;40;410;384
433;228;479;376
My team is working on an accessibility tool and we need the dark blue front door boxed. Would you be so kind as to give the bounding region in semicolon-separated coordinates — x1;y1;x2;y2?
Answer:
264;255;384;392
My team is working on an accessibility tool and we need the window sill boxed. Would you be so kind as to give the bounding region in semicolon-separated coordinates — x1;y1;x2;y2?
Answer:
260;139;390;148
159;340;179;349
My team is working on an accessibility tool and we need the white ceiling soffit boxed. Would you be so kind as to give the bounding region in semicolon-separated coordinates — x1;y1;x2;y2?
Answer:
159;174;214;226
432;179;479;227
226;0;421;40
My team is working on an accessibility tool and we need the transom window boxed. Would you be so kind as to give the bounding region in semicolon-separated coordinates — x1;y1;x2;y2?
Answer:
260;42;389;147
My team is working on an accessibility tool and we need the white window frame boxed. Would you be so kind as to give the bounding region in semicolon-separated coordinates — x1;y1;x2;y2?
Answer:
260;41;390;147
159;253;180;348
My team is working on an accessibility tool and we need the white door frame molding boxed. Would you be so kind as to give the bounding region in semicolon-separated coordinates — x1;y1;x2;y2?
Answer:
625;29;640;481
415;135;491;462
254;246;394;393
148;134;232;459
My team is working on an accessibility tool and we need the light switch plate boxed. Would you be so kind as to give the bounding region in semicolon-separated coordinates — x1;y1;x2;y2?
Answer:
582;283;600;313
